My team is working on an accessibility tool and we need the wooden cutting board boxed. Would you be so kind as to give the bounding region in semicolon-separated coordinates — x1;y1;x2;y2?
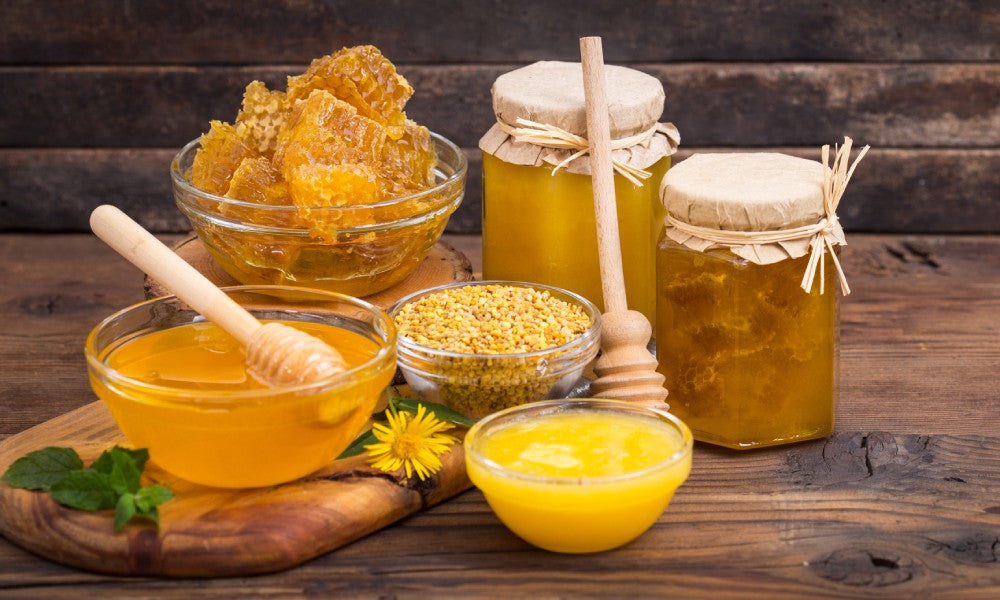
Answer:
0;401;471;577
144;236;475;308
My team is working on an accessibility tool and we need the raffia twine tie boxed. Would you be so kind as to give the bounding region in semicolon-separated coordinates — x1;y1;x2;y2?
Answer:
667;138;870;295
496;117;668;186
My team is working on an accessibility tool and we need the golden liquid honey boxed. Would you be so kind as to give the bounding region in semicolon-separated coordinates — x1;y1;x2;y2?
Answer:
656;242;838;449
482;154;669;324
90;320;392;487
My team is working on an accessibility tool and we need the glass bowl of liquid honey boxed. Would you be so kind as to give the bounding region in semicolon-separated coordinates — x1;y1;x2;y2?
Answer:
172;131;466;297
85;286;396;488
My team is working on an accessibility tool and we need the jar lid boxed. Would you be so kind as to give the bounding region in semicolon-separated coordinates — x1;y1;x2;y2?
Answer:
493;61;664;138
660;142;869;295
661;153;826;232
479;61;679;177
659;151;844;269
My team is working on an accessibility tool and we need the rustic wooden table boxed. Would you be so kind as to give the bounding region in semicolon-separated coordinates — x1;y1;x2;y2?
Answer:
0;232;997;598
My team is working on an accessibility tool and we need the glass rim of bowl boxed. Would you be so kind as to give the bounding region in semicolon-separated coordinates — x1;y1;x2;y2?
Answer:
464;398;693;486
388;280;602;361
170;131;468;235
84;284;397;404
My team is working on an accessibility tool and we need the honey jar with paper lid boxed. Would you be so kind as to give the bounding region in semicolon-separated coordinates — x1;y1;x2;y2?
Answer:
656;141;868;449
479;61;680;324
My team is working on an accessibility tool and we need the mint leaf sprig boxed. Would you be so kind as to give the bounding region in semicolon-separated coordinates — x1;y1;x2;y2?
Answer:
1;446;173;532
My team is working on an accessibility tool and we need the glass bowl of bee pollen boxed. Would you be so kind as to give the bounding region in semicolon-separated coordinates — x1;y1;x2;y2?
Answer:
389;281;601;420
85;286;396;488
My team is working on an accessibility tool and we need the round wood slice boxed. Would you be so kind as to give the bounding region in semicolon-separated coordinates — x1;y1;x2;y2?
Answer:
144;235;474;308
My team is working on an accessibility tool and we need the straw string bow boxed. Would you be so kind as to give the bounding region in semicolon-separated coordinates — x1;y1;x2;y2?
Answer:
496;117;672;186
666;138;869;295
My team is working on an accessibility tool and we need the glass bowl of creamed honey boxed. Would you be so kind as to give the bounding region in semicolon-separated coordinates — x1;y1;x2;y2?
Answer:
85;286;396;488
465;399;692;553
173;132;466;297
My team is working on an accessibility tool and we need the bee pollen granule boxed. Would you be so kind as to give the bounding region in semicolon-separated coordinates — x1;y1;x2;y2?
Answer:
393;284;591;354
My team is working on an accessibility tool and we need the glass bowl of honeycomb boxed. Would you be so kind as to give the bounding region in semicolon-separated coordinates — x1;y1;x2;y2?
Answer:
171;46;467;297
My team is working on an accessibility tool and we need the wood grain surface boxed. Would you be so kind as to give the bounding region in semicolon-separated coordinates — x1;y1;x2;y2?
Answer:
4;64;997;149
3;147;998;235
0;402;471;577
142;236;474;307
3;0;996;63
1;1;997;235
0;232;998;596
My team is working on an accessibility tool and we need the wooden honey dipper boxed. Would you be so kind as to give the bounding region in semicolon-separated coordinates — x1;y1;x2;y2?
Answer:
579;37;669;407
89;205;347;386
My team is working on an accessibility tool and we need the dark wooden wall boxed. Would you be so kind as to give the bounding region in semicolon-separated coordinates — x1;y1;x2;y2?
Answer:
1;0;997;234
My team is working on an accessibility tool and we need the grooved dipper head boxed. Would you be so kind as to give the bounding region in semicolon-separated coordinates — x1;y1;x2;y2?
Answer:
246;322;348;386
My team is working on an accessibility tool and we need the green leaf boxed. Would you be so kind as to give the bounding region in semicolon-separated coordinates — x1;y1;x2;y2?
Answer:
337;429;379;459
115;490;165;531
1;447;83;491
3;444;171;534
114;493;137;532
92;446;149;477
50;470;117;511
134;484;174;513
108;451;142;495
134;505;160;528
394;398;475;427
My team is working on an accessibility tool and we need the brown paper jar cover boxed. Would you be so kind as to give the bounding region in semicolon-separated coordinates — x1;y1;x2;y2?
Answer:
659;153;845;266
479;61;679;176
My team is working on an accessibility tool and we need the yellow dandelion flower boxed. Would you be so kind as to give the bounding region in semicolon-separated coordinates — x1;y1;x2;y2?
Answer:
365;404;458;481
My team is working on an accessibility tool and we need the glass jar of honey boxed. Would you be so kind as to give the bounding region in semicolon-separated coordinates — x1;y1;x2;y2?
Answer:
480;61;679;324
656;145;867;449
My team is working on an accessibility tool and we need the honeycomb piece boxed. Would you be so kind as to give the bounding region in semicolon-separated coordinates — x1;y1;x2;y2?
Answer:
275;90;387;176
378;120;437;198
225;157;290;206
234;81;292;157
286;163;380;240
287;162;379;208
190;121;255;195
213;158;291;228
287;46;413;139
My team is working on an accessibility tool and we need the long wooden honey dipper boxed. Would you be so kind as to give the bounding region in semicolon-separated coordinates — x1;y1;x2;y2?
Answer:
579;37;669;407
90;205;347;386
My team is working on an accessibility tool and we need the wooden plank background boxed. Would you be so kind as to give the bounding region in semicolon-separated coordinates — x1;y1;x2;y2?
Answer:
1;0;997;234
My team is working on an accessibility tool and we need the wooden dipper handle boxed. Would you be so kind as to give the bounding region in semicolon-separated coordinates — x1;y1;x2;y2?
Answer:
90;205;347;386
90;205;262;345
580;37;628;315
580;37;668;407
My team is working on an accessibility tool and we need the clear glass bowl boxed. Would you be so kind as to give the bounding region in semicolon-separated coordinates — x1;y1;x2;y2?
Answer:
172;132;467;297
85;286;396;488
465;399;693;553
388;281;601;419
